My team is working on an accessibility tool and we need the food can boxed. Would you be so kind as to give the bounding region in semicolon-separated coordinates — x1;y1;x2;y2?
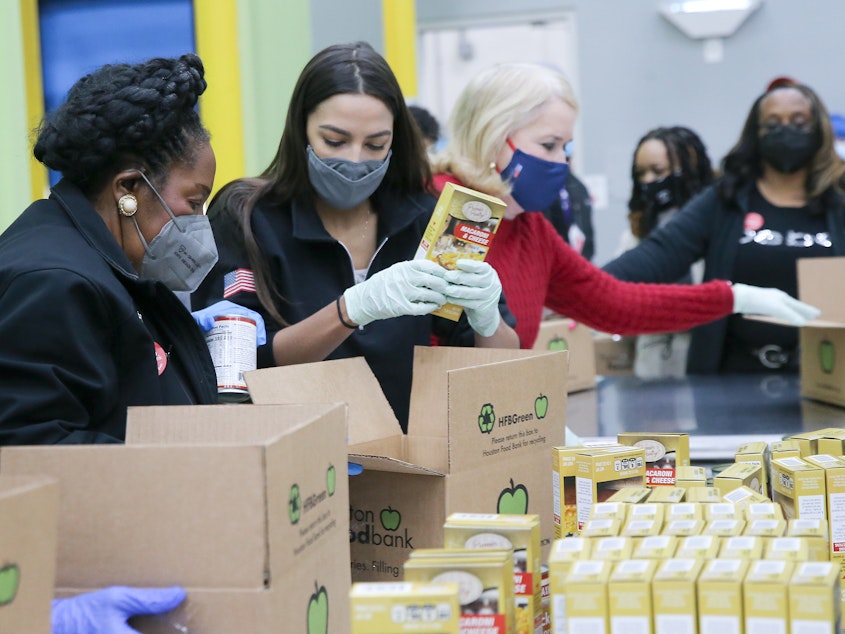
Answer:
204;314;257;402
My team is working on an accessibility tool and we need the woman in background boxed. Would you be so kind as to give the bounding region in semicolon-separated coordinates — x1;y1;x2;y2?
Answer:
605;81;845;374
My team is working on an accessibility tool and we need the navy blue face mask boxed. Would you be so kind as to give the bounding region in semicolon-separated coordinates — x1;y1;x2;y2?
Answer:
499;139;569;212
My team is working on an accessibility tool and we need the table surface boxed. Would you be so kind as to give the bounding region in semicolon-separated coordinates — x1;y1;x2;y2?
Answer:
566;373;845;461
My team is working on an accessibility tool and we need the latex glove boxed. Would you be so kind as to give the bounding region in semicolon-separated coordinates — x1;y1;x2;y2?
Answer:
442;259;502;337
348;462;364;476
731;283;820;326
192;300;267;345
344;260;448;327
52;586;186;634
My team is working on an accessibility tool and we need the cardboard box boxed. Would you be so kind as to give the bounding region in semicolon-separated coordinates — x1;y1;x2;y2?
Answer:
697;559;750;633
533;319;597;393
350;582;461;633
246;347;568;577
574;446;646;530
743;560;792;631
608;559;658;632
0;476;58;634
771;457;827;521
414;181;506;321
788;561;842;633
2;403;351;633
652;558;704;634
592;332;635;376
617;432;690;487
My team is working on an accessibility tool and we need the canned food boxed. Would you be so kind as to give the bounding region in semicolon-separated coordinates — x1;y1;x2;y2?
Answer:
204;314;257;402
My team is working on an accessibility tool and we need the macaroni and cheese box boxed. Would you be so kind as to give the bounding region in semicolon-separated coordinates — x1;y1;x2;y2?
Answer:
744;518;787;538
350;582;461;633
632;534;679;560
697;559;750;633
617;432;690;487
403;549;514;634
588;536;633;562
769;439;801;462
722;485;770;509
547;538;591;632
578;518;622;538
745;502;785;521
621;517;662;540
771;457;826;521
575;446;646;530
442;513;541;634
788;561;841;633
703;518;746;538
608;559;659;632
552;446;583;539
765;536;810;561
735;441;770;496
703;502;741;522
606;487;652;504
787;518;830;562
652;558;705;634
662;519;705;537
817;428;845;457
803;455;845;566
674;465;707;489
664;502;702;522
646;486;686;504
676;534;721;559
720;535;764;559
414;182;507;321
685;487;723;504
743;560;792;632
588;502;629;523
713;462;763;496
562;560;613;631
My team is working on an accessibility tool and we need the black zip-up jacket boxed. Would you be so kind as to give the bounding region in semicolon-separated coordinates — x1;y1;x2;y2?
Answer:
603;183;845;373
0;179;217;444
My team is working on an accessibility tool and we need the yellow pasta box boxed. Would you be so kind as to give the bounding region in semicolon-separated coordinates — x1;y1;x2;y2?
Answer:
674;465;707;489
703;518;746;538
403;548;514;633
442;513;541;634
574;446;646;530
605;487;652;504
743;559;792;632
803;456;845;559
645;486;685;504
621;516;662;541
684;487;723;504
588;501;629;523
713;461;764;496
588;536;634;562
787;518;830;562
788;561;842;633
414;182;506;321
786;430;829;458
608;559;659;631
652;558;705;634
697;558;750;633
719;535;765;559
735;440;770;496
547;538;591;632
817;428;845;457
765;536;810;561
664;502;702;522
771;457;827;521
563;560;613;631
769;439;801;461
350;581;461;633
632;534;679;559
744;518;787;538
552;446;583;539
703;502;741;522
676;534;721;559
662;518;705;537
722;485;770;510
578;518;622;538
617;432;690;487
745;502;785;521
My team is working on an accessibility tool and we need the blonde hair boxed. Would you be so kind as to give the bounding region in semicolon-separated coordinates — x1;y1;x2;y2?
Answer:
431;63;578;197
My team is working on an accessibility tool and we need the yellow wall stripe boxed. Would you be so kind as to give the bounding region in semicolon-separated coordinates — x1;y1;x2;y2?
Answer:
193;0;245;196
382;0;418;99
20;0;47;203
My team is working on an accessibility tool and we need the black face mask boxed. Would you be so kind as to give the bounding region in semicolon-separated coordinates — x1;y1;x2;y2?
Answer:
758;124;819;174
638;173;681;213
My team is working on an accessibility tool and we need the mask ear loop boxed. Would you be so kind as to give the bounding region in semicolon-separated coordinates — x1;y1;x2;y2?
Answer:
124;170;184;262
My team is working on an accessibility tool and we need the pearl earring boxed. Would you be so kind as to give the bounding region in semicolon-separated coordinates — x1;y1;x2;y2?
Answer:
118;194;138;217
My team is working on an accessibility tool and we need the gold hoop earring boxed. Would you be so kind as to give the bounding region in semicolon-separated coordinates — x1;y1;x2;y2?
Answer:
118;194;138;217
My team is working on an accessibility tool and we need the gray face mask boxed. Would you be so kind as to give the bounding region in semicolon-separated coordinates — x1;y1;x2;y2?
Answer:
306;145;391;209
130;172;219;293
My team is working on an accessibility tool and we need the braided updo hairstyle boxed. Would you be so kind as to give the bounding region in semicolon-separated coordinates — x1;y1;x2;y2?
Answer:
34;53;210;195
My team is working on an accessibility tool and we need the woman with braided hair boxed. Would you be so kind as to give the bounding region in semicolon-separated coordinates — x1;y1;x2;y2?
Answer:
0;53;261;446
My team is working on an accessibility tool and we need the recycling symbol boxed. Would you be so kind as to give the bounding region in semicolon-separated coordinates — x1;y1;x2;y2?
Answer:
478;403;495;434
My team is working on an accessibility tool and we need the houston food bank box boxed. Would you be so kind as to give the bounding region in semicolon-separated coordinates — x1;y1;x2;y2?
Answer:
0;403;350;633
532;318;597;393
246;346;569;582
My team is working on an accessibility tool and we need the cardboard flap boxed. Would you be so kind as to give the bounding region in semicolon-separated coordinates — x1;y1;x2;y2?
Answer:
408;346;561;437
126;403;345;445
799;257;845;323
244;358;400;446
348;453;445;476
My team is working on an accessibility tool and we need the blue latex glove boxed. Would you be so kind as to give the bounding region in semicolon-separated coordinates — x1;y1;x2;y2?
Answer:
192;300;267;345
348;461;364;476
52;586;186;634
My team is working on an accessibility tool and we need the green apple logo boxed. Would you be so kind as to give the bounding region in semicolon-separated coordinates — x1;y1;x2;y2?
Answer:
0;564;20;606
497;479;529;514
820;340;835;374
288;484;301;524
326;464;336;497
380;506;401;531
547;337;568;351
307;581;328;634
534;394;549;419
478;403;495;434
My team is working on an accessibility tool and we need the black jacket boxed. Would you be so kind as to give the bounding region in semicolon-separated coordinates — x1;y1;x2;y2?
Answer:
192;187;515;432
0;180;218;444
603;183;845;372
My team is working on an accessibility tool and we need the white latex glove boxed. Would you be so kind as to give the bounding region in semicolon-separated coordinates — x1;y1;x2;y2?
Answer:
442;259;502;337
731;283;820;326
344;260;449;327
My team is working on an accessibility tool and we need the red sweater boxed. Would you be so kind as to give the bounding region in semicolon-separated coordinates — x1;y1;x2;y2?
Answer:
433;174;735;348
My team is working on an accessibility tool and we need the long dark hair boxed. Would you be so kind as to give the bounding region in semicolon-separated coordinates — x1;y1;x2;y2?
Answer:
627;126;714;238
210;42;431;325
718;83;845;212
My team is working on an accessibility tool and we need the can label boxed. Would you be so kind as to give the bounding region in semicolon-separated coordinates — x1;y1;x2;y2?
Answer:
205;315;257;402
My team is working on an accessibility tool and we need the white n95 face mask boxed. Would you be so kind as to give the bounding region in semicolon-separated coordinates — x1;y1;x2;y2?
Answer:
130;171;218;293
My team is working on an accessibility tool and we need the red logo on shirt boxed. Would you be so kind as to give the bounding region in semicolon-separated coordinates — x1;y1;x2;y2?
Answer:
744;212;764;231
154;342;167;375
